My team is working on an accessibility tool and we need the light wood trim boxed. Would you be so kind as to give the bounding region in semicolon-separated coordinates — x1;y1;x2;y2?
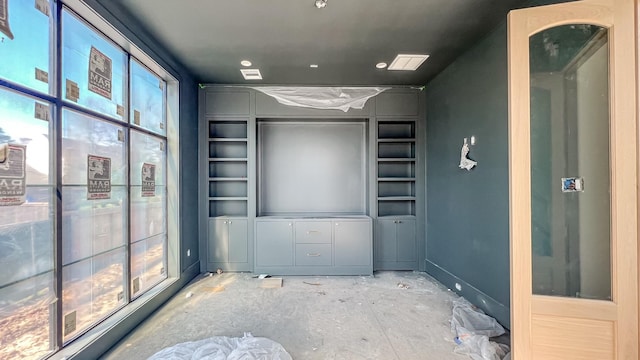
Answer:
532;295;617;321
508;9;533;360
611;0;639;357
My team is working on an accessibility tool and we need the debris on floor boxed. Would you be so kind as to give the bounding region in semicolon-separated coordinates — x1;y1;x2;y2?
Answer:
451;298;510;360
185;292;193;299
397;282;410;289
260;277;283;289
216;268;224;275
147;333;292;360
302;281;322;286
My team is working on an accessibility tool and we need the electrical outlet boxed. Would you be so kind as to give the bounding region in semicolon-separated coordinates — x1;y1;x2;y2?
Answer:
187;249;191;257
455;283;462;291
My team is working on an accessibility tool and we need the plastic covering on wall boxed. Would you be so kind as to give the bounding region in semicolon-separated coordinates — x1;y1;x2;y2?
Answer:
148;333;292;360
251;86;389;112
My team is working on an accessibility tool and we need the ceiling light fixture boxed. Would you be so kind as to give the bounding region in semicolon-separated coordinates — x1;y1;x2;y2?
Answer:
376;62;387;69
240;60;252;67
310;64;319;68
315;0;327;9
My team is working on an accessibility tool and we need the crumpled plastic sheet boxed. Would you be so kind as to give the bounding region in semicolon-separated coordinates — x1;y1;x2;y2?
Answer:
251;86;389;112
148;333;292;360
451;298;510;360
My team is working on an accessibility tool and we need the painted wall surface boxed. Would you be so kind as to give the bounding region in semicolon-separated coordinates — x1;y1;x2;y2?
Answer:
425;23;511;326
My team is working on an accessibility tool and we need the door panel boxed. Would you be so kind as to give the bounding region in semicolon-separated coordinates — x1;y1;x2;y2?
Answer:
228;219;248;263
376;219;397;262
396;219;417;262
508;0;637;358
256;221;293;266
208;219;228;263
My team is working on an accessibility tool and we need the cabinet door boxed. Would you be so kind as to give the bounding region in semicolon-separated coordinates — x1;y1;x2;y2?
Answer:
376;219;397;262
208;219;228;263
396;219;416;262
256;221;293;266
335;221;371;266
228;219;248;263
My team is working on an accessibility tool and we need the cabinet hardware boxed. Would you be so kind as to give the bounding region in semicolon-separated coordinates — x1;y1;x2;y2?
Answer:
229;221;233;224
306;253;321;257
307;230;321;234
223;221;227;224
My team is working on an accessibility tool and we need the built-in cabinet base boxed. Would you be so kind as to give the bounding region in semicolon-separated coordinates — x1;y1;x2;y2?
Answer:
255;217;373;275
375;218;417;270
207;218;251;271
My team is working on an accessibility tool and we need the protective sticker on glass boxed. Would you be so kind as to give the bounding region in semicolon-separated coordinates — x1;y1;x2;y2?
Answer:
0;144;26;206
35;0;50;17
34;102;49;121
116;104;124;117
159;142;164;151
133;109;141;125
63;311;77;336
561;177;584;193
117;129;124;142
88;46;112;99
141;163;155;197
87;155;111;200
35;68;49;83
66;79;79;102
159;122;164;130
0;0;15;40
132;277;140;294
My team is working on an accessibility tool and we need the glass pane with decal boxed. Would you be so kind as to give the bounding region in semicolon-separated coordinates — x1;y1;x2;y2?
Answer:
130;59;166;135
0;0;52;94
529;24;611;300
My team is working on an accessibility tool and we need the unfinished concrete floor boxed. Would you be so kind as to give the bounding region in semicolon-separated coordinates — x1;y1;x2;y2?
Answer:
101;271;469;360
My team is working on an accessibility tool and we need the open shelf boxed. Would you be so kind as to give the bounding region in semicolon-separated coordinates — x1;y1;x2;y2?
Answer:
208;119;249;217
377;120;416;217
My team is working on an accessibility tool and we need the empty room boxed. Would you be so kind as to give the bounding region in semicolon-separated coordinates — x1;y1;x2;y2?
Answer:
0;0;638;359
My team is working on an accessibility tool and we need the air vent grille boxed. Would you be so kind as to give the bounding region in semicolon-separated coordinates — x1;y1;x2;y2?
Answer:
387;54;429;71
241;69;262;80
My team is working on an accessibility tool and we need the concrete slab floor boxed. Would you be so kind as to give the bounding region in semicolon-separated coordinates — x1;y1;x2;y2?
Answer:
101;271;470;360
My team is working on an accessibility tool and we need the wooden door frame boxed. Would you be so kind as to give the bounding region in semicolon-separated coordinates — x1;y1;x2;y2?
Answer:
508;0;638;358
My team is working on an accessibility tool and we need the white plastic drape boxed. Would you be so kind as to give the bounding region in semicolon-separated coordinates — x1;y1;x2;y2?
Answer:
251;86;389;112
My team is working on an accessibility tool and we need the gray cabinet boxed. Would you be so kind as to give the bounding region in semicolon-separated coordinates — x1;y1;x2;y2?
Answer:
335;221;372;266
255;217;372;275
256;220;293;266
375;218;417;270
207;218;250;271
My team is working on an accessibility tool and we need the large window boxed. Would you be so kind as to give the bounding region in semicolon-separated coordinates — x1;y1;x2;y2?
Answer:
0;1;175;358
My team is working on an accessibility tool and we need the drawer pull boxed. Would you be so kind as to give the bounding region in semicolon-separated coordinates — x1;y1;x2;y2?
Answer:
306;230;321;235
306;253;321;257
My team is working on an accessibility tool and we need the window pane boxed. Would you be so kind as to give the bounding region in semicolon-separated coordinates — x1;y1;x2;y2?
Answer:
131;186;165;242
131;234;166;298
0;0;52;94
62;9;126;120
131;60;165;135
0;88;54;359
62;186;127;265
130;130;165;186
0;272;55;360
61;108;127;185
62;248;125;342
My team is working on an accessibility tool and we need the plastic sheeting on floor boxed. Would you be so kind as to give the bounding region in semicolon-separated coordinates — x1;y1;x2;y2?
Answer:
148;333;292;360
451;298;511;360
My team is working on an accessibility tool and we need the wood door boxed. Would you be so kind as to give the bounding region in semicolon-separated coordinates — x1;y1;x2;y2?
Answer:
508;0;638;358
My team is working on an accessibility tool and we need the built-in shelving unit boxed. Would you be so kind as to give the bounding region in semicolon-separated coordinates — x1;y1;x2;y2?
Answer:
377;121;416;217
208;120;249;217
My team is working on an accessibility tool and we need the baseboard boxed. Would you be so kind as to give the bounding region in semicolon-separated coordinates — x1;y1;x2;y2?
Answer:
62;261;201;360
425;260;510;329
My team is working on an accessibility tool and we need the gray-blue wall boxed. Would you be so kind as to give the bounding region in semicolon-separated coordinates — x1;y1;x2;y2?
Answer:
425;22;511;327
425;0;569;329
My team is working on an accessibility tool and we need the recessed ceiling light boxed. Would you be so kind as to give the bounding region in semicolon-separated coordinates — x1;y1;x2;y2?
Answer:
315;0;327;9
387;54;430;71
240;69;262;80
376;62;387;69
310;64;319;68
240;60;252;67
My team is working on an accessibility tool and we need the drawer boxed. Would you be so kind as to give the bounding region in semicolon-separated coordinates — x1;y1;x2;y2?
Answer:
295;221;332;243
295;244;332;266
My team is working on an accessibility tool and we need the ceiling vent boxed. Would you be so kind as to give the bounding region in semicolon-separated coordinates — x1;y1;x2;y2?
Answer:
387;54;429;71
241;69;262;80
